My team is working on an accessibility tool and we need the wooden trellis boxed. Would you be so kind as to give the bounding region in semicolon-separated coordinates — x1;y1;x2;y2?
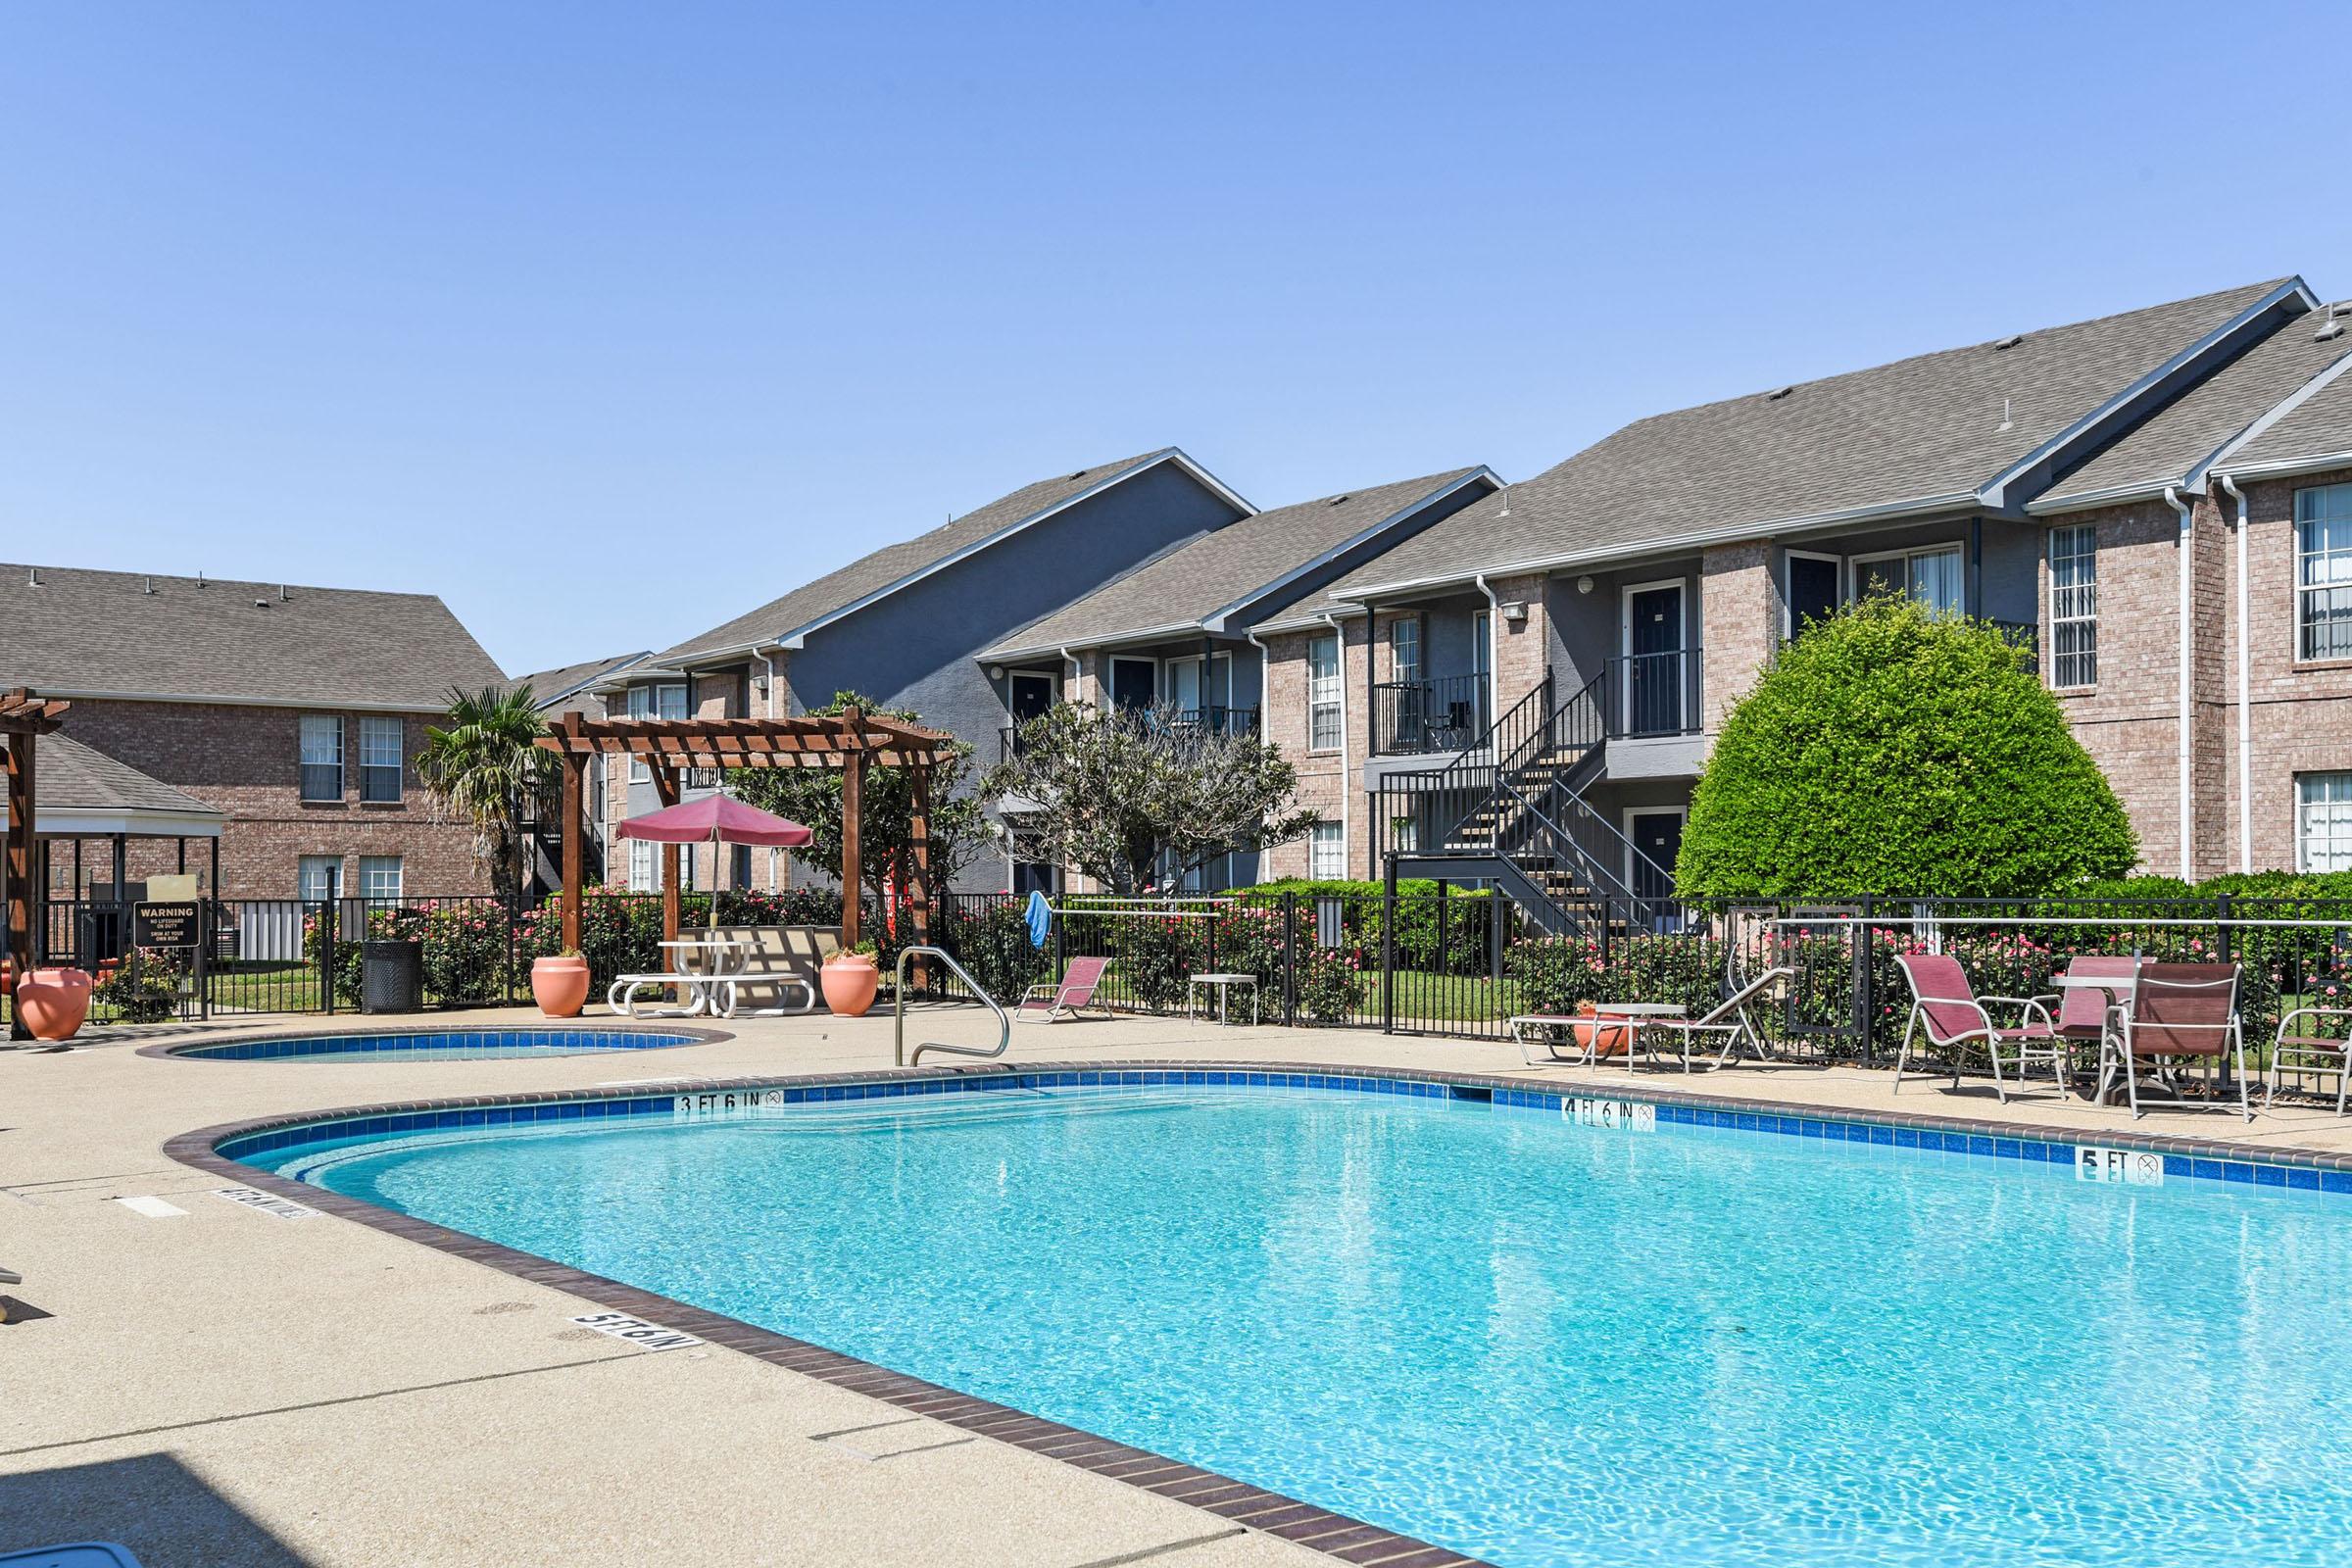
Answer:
532;706;954;955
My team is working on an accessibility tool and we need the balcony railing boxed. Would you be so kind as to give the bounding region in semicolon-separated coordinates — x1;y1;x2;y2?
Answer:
1001;706;1258;762
1373;674;1492;755
1603;649;1704;739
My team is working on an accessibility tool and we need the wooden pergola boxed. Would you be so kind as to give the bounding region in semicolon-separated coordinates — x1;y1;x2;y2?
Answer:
532;707;956;956
3;689;72;1040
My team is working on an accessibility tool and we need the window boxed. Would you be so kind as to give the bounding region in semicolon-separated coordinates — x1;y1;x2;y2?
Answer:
1391;814;1418;853
2297;483;2352;662
297;856;341;903
299;714;343;802
1854;545;1964;616
1308;821;1346;880
358;856;403;903
359;716;404;802
1390;617;1422;685
2048;525;2098;688
1306;634;1342;751
628;838;657;892
627;683;688;781
731;844;753;889
1471;611;1491;675
2299;774;2352;871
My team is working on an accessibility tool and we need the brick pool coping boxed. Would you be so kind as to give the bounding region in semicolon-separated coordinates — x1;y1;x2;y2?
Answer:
136;1021;737;1062
163;1056;2352;1568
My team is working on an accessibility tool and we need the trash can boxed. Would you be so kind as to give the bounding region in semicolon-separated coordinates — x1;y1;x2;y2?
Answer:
360;939;424;1014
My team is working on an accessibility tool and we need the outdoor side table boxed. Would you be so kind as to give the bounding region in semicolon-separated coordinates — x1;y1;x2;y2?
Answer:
1187;972;1260;1026
1587;1002;1690;1072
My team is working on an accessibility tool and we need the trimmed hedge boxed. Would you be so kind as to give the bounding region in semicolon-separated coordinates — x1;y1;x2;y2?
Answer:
1681;597;2137;900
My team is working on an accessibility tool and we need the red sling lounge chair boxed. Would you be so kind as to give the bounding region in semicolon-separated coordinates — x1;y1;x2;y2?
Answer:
1891;953;2069;1102
2101;961;2250;1120
1017;955;1113;1021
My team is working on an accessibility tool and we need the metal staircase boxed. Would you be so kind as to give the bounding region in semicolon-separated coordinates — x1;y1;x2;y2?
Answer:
1374;670;1675;936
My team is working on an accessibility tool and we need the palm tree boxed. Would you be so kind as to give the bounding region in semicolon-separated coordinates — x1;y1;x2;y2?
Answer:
416;684;558;904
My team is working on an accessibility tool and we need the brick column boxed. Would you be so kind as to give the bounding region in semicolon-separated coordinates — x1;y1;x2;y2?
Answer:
1699;542;1777;733
1485;572;1551;717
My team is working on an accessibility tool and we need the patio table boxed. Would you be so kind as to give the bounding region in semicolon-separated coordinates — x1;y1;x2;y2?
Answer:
655;937;750;1018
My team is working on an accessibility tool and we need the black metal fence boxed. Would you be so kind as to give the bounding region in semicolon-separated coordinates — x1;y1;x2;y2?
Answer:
14;887;2352;1091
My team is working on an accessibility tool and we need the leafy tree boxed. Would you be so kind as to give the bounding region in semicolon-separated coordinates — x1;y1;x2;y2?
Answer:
980;701;1318;895
1679;596;2136;900
729;691;989;907
416;683;559;903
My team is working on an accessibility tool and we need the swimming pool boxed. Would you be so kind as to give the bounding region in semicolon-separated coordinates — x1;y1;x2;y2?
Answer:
233;1070;2352;1568
167;1026;710;1062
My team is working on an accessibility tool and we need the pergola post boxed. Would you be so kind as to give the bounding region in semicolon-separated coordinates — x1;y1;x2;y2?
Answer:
840;708;864;951
653;762;682;960
906;761;931;988
559;751;584;954
5;733;32;1041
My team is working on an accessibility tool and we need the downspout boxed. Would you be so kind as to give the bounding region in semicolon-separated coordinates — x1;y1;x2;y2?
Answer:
1245;627;1276;886
757;649;781;889
1321;612;1353;878
2218;472;2253;872
1474;573;1501;742
2164;487;2195;880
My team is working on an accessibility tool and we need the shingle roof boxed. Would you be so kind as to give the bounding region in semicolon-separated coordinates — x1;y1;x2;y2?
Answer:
2218;342;2352;479
31;734;222;820
1281;278;2305;605
2034;307;2352;511
656;449;1248;664
0;564;505;710
979;467;1494;660
509;652;649;714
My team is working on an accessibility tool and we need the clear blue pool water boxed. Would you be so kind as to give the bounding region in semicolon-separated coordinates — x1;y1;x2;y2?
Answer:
261;1082;2352;1568
177;1028;700;1062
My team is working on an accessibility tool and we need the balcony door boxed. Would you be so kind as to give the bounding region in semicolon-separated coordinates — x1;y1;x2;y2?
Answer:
1620;580;1687;737
1109;657;1156;711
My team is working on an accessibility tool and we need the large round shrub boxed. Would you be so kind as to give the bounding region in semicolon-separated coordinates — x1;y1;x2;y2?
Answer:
1679;597;2136;899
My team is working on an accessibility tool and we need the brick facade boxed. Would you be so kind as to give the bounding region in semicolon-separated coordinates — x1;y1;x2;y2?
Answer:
1256;621;1370;880
1698;542;1776;734
52;699;487;899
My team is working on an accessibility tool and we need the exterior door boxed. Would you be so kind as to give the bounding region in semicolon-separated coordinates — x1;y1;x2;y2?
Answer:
1007;671;1054;758
1110;659;1155;711
1624;584;1685;736
1165;657;1202;714
1786;553;1840;637
1626;810;1683;905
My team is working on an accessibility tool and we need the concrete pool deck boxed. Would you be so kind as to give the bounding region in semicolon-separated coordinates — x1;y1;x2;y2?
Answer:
8;1002;2352;1566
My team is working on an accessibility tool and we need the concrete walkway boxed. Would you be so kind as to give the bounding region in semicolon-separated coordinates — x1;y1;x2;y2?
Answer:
5;1003;2348;1566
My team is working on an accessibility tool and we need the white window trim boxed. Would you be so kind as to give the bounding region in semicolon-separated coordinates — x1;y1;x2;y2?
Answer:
1388;615;1424;687
299;713;344;803
1783;549;1843;639
297;855;342;903
1305;633;1343;754
2296;772;2352;872
358;855;403;903
2047;523;2099;690
359;715;404;803
1307;820;1347;880
2294;482;2352;664
1159;652;1232;712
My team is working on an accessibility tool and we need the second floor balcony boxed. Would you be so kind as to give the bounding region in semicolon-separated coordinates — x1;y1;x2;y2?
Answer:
1373;673;1491;756
1002;704;1259;761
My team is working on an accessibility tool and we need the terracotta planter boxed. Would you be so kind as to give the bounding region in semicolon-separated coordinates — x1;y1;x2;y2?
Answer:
17;967;93;1042
1571;1014;1632;1058
530;955;591;1018
819;953;880;1017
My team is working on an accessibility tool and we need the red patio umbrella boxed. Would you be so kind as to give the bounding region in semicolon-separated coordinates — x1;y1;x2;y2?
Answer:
617;796;811;926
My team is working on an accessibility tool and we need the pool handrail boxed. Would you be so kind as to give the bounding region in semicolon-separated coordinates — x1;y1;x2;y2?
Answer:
893;946;1011;1067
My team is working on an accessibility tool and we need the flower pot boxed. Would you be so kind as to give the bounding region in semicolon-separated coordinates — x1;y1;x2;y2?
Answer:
1571;1014;1632;1058
819;953;880;1017
530;955;591;1019
17;967;93;1042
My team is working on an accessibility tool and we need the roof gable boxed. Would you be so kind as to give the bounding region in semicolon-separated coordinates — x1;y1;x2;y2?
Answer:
1303;278;2310;599
655;449;1250;665
980;467;1495;660
0;564;505;710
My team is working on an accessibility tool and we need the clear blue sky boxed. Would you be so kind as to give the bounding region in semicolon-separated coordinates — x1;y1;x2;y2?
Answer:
3;1;2342;676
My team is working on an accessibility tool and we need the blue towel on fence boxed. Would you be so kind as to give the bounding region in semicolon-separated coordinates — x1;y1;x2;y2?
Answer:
1025;890;1052;949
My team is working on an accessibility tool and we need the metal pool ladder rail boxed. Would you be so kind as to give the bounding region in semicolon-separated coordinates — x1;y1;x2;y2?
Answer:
894;946;1011;1066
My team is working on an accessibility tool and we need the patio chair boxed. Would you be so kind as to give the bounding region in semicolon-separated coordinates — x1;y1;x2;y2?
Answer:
1643;962;1797;1070
1016;955;1113;1022
1890;953;2068;1103
2100;961;2250;1120
2270;1004;2352;1115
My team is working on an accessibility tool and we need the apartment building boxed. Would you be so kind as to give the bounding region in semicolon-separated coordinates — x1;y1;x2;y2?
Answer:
596;449;1253;894
1241;277;2340;912
0;564;506;902
978;466;1501;892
